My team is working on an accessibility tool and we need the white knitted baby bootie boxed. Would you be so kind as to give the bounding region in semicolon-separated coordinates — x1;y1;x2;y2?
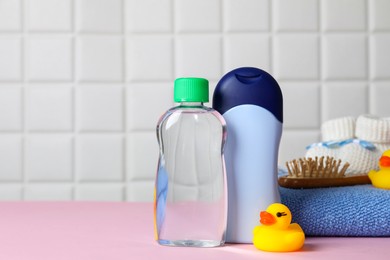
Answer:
338;115;390;175
321;116;356;142
305;116;384;175
305;145;337;159
306;117;356;159
355;115;390;154
338;140;380;175
335;115;390;174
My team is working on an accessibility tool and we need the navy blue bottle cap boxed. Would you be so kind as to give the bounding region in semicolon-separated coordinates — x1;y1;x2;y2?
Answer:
212;67;283;123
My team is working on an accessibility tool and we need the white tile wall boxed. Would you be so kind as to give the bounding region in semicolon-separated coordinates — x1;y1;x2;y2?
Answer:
0;37;22;81
322;0;366;31
127;36;173;81
127;132;157;181
24;184;73;201
126;181;154;202
370;0;390;31
0;184;23;200
281;82;321;128
75;184;124;201
27;37;73;81
76;135;124;181
0;135;22;181
176;35;222;80
224;0;269;32
126;0;172;33
274;34;319;79
274;0;318;32
0;0;21;31
76;85;123;131
26;86;73;131
370;82;390;116
322;82;368;121
175;0;221;32
322;34;367;80
224;34;270;72
27;0;72;32
76;36;123;81
0;0;389;201
25;135;73;181
127;83;173;130
76;0;122;33
370;34;390;79
0;87;22;130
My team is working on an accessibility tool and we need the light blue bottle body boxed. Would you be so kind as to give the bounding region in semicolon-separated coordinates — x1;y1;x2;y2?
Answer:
212;67;283;243
223;105;282;243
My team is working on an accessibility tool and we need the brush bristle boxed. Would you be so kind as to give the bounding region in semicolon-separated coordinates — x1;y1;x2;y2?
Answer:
285;156;350;178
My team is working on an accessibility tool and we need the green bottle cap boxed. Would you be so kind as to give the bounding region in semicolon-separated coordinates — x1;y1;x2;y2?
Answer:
174;77;209;103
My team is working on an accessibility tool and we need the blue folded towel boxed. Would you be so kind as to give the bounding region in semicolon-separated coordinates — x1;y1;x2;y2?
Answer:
280;185;390;236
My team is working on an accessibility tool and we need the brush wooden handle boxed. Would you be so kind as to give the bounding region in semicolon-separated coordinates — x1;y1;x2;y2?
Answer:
278;175;371;189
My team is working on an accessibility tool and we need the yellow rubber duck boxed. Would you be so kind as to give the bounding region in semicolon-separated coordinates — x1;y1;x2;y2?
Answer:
253;203;305;252
368;149;390;189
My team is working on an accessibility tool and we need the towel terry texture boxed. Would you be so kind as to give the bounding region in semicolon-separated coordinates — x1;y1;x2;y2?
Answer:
280;185;390;237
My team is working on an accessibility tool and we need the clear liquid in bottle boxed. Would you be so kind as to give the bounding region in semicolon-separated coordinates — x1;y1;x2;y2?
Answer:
154;78;227;247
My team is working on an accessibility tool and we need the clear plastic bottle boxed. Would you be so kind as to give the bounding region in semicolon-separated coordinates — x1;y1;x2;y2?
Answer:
154;78;227;247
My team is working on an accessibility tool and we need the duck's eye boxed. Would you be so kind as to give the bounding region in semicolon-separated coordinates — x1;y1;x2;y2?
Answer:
276;212;287;217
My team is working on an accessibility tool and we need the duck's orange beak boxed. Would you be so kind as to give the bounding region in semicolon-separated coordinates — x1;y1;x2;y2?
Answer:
380;156;390;167
260;211;276;225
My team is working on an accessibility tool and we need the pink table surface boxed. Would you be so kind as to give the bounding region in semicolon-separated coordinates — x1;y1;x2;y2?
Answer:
0;202;388;260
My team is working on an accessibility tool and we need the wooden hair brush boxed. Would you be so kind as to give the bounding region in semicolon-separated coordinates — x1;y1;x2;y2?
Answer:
278;156;371;189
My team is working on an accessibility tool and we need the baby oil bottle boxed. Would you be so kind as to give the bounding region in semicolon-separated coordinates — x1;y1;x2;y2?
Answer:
154;78;227;247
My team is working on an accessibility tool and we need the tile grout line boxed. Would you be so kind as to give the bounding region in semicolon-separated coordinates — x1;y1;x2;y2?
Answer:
122;0;127;201
269;0;273;75
71;0;77;200
366;0;372;114
318;0;323;127
21;0;27;200
172;0;177;80
220;0;224;75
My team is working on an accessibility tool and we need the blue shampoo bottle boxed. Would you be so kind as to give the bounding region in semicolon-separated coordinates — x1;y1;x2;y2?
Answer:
213;67;283;243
